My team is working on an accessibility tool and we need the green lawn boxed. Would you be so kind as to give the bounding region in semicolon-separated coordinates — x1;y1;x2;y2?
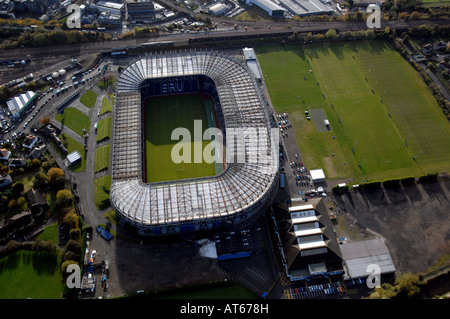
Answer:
96;116;111;142
79;90;98;108
144;94;217;183
55;107;90;136
257;40;450;183
94;144;110;173
94;175;111;210
100;97;113;115
0;250;64;299
60;133;87;172
35;223;59;244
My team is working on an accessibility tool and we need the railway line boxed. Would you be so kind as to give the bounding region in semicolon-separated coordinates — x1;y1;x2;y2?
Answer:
0;19;446;84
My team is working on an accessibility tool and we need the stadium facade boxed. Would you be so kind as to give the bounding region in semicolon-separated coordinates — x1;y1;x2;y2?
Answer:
110;50;279;235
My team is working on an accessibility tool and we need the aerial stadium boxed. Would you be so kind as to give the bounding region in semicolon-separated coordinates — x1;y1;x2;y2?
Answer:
110;50;279;235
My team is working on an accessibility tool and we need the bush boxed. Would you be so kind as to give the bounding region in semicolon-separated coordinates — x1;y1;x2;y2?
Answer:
400;176;416;186
360;181;382;191
418;172;438;184
332;184;349;194
56;189;74;207
383;179;401;189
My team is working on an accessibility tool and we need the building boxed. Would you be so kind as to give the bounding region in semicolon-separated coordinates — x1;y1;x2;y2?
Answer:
127;0;154;22
209;3;227;16
66;151;81;166
6;91;37;119
310;169;326;183
111;51;279;236
0;173;12;190
246;0;285;17
340;238;396;280
278;0;333;16
242;47;262;82
274;200;344;281
0;149;11;162
90;0;125;17
9;158;27;168
98;11;122;27
23;135;38;150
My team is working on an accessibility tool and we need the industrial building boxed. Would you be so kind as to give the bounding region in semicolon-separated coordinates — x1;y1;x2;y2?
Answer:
6;91;37;118
246;0;286;17
278;0;333;16
127;0;155;22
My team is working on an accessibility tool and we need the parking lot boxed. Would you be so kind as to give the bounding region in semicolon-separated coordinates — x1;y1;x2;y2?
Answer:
214;225;265;256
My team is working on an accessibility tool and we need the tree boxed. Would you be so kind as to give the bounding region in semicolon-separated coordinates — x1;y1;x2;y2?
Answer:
33;172;48;189
325;29;337;41
47;167;65;188
369;283;397;299
40;116;50;125
56;189;73;208
395;272;420;297
12;182;24;196
63;209;79;229
368;272;420;299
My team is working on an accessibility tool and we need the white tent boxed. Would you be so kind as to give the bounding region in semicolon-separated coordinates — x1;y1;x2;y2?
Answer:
310;169;326;183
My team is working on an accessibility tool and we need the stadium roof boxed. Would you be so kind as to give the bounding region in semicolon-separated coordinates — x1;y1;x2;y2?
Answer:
111;50;278;232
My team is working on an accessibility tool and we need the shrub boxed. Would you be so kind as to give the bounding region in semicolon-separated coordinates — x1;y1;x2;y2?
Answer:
418;172;438;184
332;184;349;194
383;179;401;189
360;181;382;191
400;176;416;186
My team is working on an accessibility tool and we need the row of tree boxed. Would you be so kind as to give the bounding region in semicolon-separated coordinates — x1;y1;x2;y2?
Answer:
332;173;439;194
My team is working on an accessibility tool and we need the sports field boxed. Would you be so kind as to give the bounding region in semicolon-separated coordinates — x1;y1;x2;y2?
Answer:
257;40;450;182
144;94;218;183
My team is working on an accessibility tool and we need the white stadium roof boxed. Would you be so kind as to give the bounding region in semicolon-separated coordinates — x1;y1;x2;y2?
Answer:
111;50;279;233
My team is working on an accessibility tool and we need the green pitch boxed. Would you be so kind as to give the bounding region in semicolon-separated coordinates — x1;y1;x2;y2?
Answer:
257;40;450;182
144;94;217;183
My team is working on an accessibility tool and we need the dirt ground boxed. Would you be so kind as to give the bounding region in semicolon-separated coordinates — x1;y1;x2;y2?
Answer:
330;178;450;275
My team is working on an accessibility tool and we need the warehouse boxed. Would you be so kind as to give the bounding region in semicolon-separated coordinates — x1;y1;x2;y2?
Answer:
245;0;286;17
209;3;228;16
6;91;37;118
340;238;396;281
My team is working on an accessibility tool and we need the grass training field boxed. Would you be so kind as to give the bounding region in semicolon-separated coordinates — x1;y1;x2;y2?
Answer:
100;97;113;115
0;250;63;299
257;40;450;182
94;144;110;173
94;175;111;210
144;94;217;183
96;116;111;142
55;107;90;136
